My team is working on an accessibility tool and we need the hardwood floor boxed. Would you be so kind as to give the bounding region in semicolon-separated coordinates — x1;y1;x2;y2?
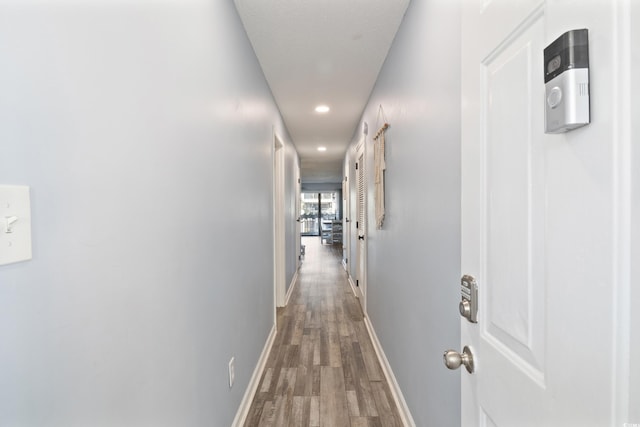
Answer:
244;237;403;427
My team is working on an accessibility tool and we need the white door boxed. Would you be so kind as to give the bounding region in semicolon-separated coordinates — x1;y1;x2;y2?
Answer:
355;140;367;313
460;1;628;426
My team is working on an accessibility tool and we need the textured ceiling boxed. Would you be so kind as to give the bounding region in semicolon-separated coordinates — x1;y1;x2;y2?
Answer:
234;0;410;184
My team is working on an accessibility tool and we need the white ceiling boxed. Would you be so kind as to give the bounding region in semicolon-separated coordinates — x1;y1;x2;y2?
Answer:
234;0;410;184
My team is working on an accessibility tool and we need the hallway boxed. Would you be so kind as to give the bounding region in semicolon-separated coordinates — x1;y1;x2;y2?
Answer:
244;237;403;426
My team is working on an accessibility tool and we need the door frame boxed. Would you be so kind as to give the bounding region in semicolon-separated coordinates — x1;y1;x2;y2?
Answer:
295;167;301;270
342;169;350;271
273;132;285;309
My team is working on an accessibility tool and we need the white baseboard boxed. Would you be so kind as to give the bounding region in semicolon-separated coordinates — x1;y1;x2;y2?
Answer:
284;269;299;306
347;274;358;297
363;316;416;427
231;324;277;427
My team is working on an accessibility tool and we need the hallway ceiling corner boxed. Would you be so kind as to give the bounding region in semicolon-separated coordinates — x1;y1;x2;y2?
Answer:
234;0;410;184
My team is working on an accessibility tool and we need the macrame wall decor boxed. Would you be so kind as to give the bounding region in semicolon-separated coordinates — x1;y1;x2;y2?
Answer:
374;105;389;230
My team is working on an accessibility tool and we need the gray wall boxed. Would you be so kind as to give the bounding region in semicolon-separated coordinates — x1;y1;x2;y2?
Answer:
0;1;296;426
346;0;461;425
301;182;342;192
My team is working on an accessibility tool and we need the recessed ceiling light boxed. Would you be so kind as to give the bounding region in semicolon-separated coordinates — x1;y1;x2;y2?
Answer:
317;146;327;152
315;105;330;113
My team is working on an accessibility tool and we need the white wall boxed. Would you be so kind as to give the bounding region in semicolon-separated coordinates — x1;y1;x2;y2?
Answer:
0;1;296;425
345;0;461;425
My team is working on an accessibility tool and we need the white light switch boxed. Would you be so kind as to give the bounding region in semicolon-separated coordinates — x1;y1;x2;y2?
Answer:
0;185;32;265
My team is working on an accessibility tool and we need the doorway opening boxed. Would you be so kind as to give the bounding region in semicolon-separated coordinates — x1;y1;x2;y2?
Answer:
300;192;341;236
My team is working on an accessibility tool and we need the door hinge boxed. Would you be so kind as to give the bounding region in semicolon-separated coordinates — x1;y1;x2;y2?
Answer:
355;163;359;170
356;221;359;229
356;280;359;287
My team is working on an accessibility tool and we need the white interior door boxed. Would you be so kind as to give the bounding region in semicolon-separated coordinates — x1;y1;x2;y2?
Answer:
461;1;627;425
355;140;367;313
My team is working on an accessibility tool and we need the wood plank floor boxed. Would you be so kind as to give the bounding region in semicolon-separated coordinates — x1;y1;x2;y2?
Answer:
244;237;403;427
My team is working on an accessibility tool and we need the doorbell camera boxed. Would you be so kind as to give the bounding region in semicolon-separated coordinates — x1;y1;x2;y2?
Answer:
544;29;590;133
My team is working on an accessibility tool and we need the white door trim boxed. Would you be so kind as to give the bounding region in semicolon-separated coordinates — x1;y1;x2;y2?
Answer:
612;1;634;423
273;132;285;309
342;171;350;272
295;166;301;271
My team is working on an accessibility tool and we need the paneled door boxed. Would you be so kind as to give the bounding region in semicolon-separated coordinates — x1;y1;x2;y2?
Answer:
460;1;625;425
355;139;367;313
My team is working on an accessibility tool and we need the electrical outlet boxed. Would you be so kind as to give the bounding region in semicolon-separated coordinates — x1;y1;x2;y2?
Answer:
228;357;235;388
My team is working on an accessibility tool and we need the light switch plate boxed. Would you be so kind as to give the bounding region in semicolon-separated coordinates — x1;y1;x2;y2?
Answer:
0;185;32;265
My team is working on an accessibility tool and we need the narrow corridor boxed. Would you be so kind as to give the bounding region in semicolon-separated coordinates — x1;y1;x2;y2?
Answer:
244;237;403;426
